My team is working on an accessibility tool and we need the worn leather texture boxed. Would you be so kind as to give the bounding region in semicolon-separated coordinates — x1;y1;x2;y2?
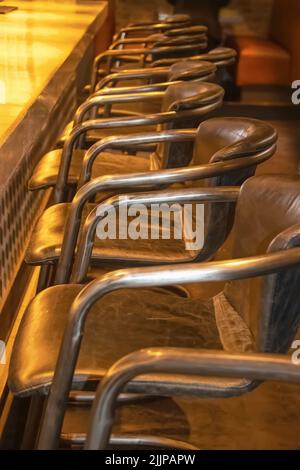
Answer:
25;203;191;265
191;117;277;261
270;0;300;82
224;175;300;351
25;118;276;266
11;175;300;399
9;284;255;397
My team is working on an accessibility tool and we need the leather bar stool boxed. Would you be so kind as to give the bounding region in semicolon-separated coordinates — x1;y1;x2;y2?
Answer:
149;46;237;69
28;82;224;202
24;118;276;289
93;47;236;93
110;26;208;51
86;352;300;449
8;174;300;449
58;60;218;149
113;14;192;41
94;48;235;91
93;33;208;80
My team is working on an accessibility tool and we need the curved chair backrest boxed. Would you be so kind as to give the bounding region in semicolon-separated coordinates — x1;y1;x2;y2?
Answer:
149;33;207;61
167;60;216;82
151;47;237;69
223;175;300;354
192;118;277;261
157;82;224;169
165;25;208;37
165;14;191;25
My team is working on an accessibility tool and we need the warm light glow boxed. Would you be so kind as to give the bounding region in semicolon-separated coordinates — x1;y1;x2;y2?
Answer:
0;80;6;104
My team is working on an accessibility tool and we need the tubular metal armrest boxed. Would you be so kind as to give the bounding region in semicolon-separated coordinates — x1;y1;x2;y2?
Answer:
73;91;165;126
96;67;169;91
110;37;159;50
56;141;274;284
71;186;239;283
55;98;223;202
92;44;210;88
151;48;237;69
92;49;154;88
94;63;216;97
70;186;239;284
113;19;191;41
111;35;207;51
95;81;180;97
86;348;300;449
38;246;300;450
78;129;197;186
55;111;196;202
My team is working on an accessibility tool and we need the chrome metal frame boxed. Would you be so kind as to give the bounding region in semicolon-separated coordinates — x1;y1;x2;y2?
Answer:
113;16;192;41
37;246;300;449
54;95;223;202
86;349;300;449
70;187;240;284
93;68;217;100
91;43;209;89
96;67;170;90
77;130;274;187
78;129;197;186
54;140;274;285
110;33;207;52
94;48;234;91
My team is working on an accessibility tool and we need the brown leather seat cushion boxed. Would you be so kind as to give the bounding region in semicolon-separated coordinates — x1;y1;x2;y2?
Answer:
25;203;192;266
8;285;254;397
230;35;291;87
28;149;150;190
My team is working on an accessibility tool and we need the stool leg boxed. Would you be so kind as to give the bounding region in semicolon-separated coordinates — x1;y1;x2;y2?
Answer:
21;396;46;450
36;265;52;293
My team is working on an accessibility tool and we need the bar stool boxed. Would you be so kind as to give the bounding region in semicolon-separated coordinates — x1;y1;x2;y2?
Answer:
86;350;300;449
8;174;300;449
111;26;208;49
107;30;208;69
113;14;192;41
28;82;224;202
93;47;236;92
94;34;208;76
24;118;276;290
150;46;237;69
57;60;218;148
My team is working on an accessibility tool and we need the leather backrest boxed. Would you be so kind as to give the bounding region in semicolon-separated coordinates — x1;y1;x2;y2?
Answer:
270;0;300;80
168;60;216;81
166;25;208;37
158;82;224;169
151;33;207;48
165;14;191;24
193;118;277;262
224;175;300;352
161;82;223;113
192;117;276;166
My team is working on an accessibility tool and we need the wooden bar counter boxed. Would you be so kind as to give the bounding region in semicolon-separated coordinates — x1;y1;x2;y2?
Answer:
0;1;108;315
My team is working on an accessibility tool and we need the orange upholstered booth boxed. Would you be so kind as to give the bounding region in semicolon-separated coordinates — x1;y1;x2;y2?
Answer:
228;0;300;87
